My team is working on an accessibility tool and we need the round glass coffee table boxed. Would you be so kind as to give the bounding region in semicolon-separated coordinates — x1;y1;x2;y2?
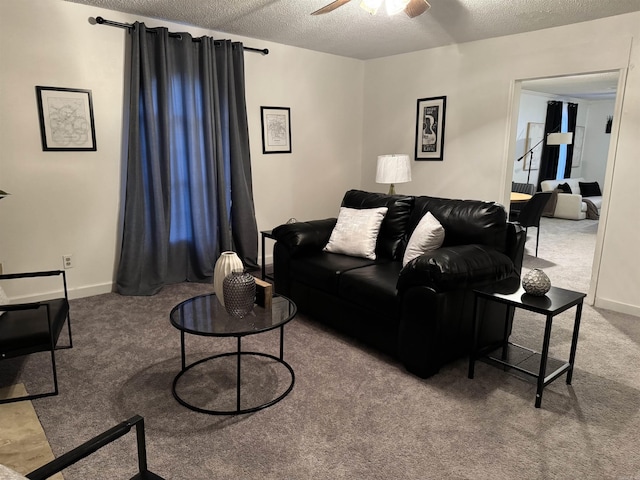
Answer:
170;293;297;415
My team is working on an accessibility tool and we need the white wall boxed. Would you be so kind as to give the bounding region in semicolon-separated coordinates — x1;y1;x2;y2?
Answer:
512;90;611;188
1;2;639;317
0;0;363;300
582;99;615;186
361;14;640;315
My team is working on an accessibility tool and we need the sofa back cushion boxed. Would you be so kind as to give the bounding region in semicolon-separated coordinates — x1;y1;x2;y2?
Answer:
540;177;584;193
341;190;414;260
404;196;508;254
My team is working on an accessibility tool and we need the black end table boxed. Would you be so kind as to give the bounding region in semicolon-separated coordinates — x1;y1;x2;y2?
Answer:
468;282;586;408
260;229;275;281
170;293;296;415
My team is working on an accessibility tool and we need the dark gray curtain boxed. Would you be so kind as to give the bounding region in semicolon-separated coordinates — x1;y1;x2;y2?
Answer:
117;23;258;296
536;100;563;191
563;102;578;177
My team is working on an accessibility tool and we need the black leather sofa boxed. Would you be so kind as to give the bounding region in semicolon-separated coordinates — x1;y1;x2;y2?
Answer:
272;190;526;378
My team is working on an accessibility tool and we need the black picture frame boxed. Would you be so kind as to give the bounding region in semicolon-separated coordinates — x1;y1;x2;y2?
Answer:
36;86;97;151
414;96;446;161
260;106;291;154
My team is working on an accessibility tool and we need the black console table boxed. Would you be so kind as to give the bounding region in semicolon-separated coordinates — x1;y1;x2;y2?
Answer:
468;281;586;408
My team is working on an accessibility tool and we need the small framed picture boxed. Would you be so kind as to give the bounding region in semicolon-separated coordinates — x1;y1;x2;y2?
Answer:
261;106;291;154
414;96;446;161
35;86;97;151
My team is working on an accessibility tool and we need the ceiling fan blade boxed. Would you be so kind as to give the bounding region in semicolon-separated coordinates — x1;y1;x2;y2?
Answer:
311;0;353;15
404;0;431;18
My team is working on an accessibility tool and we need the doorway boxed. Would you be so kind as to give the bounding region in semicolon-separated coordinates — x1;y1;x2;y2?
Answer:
510;71;621;301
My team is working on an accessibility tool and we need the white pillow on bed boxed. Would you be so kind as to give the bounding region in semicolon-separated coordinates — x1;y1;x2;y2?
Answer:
323;206;388;260
403;211;445;266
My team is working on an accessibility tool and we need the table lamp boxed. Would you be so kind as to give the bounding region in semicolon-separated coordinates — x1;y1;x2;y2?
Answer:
376;154;411;195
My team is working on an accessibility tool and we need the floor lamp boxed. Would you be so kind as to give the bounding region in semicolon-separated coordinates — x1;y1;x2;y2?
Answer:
517;132;574;185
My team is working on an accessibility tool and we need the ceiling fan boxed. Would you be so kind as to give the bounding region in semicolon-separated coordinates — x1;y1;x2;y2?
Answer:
312;0;431;18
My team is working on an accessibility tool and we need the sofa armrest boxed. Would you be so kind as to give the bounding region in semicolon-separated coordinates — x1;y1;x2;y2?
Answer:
272;218;337;257
397;245;515;294
553;193;584;220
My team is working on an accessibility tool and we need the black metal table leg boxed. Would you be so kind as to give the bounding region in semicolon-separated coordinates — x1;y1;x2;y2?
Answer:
236;336;242;412
261;234;267;280
501;305;513;361
468;294;480;379
535;314;554;408
180;331;186;371
279;325;284;360
566;300;583;385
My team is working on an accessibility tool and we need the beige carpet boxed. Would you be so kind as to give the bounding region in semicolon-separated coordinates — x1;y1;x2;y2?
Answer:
0;384;63;480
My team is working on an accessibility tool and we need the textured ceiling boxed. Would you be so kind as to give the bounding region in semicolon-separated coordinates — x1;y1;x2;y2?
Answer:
67;0;640;60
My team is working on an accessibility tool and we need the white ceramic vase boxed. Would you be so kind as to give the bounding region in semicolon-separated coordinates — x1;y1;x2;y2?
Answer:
213;251;243;306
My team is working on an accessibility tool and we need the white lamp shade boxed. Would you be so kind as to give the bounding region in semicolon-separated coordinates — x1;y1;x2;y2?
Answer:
547;132;573;145
376;154;412;184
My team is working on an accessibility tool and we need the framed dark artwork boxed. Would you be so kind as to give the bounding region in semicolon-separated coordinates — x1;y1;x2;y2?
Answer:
261;106;291;154
415;96;446;161
35;86;97;151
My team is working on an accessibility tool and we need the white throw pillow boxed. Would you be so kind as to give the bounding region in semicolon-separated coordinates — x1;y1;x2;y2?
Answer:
324;206;388;260
403;211;445;266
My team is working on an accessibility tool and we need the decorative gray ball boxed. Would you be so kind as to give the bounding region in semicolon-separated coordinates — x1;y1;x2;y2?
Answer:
522;268;551;296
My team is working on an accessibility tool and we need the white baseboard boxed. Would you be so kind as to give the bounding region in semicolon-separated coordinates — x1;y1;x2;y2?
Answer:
594;297;640;318
9;282;114;303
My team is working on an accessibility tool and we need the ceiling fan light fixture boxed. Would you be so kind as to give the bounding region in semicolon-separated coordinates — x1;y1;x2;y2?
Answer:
360;0;383;15
386;0;410;15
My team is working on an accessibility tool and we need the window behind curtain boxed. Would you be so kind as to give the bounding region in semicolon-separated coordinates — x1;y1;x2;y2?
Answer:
116;24;257;296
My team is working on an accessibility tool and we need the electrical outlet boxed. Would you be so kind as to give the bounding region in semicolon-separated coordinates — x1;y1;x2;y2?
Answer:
62;255;74;269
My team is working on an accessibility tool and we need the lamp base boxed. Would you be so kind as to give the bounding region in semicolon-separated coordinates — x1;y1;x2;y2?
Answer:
388;184;395;195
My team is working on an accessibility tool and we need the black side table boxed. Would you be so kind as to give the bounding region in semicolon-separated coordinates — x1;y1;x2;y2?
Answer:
468;282;586;408
260;230;275;281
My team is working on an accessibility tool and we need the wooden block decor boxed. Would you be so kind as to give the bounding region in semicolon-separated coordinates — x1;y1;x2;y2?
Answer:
254;276;272;310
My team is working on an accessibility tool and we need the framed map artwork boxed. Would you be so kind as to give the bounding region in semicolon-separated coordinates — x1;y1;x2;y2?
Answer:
261;106;291;154
36;86;96;151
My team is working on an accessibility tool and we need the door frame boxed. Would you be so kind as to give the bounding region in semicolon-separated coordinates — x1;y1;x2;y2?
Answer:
503;68;627;305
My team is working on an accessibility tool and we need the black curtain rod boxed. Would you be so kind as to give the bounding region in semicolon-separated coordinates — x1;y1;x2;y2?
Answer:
93;16;269;55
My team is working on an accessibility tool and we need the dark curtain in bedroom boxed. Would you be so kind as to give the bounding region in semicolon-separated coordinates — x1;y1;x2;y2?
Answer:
536;100;563;191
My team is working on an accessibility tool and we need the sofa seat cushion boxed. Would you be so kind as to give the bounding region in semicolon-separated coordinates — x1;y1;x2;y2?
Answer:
0;298;69;358
586;196;603;210
289;251;381;296
339;262;404;316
